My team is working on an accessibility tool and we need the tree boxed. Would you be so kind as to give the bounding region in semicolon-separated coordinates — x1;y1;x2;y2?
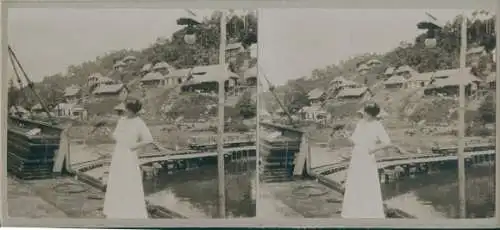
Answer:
283;84;310;114
235;91;256;119
477;94;495;124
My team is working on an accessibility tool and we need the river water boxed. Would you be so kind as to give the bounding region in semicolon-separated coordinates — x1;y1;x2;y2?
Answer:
383;163;495;218
144;161;257;218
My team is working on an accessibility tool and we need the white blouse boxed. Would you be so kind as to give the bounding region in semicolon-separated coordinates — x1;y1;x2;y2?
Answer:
350;119;391;152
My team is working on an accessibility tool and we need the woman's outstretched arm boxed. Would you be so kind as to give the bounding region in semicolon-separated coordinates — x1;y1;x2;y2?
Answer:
130;118;154;151
369;121;393;154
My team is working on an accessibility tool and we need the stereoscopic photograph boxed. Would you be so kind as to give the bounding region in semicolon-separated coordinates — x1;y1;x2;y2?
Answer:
258;8;496;219
6;8;258;219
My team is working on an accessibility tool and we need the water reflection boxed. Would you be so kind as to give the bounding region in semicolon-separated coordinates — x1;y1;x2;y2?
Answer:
383;164;495;218
143;161;256;218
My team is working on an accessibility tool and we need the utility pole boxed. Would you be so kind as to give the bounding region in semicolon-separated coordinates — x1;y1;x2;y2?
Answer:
217;10;227;218
457;12;467;219
495;4;500;221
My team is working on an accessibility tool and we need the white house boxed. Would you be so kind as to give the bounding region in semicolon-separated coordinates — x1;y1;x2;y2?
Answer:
92;83;128;99
383;67;395;79
63;85;81;103
152;61;173;75
407;72;434;88
394;65;418;79
181;64;239;94
301;105;329;122
384;75;407;89
140;72;167;88
357;64;371;75
122;55;137;65
113;61;127;72
140;63;153;76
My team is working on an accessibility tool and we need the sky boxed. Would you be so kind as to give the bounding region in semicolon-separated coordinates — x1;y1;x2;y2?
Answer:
259;9;477;87
7;8;244;82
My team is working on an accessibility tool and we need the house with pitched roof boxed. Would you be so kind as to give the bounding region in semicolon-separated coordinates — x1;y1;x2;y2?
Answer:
181;64;239;94
140;63;153;76
307;88;327;105
383;67;395;79
394;65;418;79
384;75;407;89
122;55;137;65
113;61;127;72
357;64;370;75
336;86;372;101
407;72;434;88
424;68;482;96
63;85;81;103
152;61;173;75
92;83;128;100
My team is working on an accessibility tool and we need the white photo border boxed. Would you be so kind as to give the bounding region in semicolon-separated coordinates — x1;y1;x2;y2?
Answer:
1;0;499;228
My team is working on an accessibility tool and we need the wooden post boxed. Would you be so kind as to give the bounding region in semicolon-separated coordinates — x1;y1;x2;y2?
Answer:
495;3;500;221
457;13;467;219
217;10;227;218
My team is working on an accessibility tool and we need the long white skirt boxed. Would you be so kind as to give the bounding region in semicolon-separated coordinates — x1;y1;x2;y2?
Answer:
103;146;148;219
341;145;385;219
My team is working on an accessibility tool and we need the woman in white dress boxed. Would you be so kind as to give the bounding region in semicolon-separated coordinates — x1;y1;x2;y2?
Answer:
103;99;153;219
341;102;394;219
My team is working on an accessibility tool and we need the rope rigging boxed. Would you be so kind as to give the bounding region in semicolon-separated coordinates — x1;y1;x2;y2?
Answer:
8;45;55;124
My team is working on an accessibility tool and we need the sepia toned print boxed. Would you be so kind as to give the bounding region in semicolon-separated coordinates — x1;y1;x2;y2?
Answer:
258;8;496;219
6;8;258;219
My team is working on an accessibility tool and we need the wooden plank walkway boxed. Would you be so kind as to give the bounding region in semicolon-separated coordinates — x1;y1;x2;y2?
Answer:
71;145;256;171
312;150;495;176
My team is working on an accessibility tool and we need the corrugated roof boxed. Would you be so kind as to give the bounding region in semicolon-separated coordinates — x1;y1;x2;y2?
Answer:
384;75;407;85
384;67;395;75
64;85;81;97
410;72;434;82
432;71;483;87
141;63;152;72
113;61;127;68
93;83;124;94
185;64;238;85
302;105;327;113
122;55;137;61
336;87;368;98
394;65;416;74
432;67;472;79
141;72;165;81
357;64;370;71
152;61;171;70
366;59;382;65
226;42;243;51
167;68;192;78
308;88;325;99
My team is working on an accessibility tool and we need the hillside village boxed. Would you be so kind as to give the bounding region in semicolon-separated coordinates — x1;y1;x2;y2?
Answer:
262;13;497;154
9;12;258;131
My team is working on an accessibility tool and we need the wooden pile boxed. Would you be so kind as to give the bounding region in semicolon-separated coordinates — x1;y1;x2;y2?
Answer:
7;117;62;180
259;132;301;183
